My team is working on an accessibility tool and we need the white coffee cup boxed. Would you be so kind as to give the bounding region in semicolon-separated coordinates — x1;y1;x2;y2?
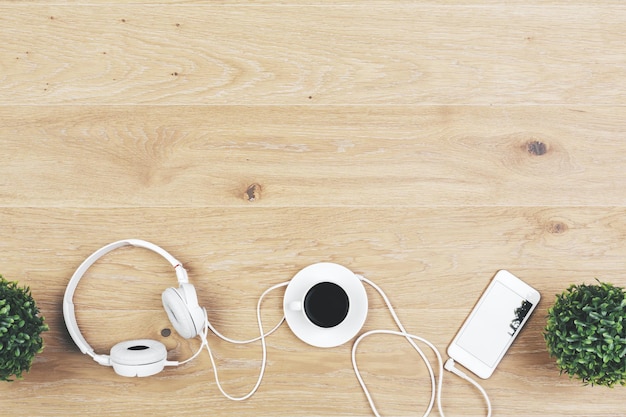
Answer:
284;263;368;348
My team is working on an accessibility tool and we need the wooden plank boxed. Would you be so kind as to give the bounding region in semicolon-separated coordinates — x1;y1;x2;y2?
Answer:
1;206;626;416
1;5;625;105
1;105;626;207
1;0;626;416
5;1;625;4
3;206;625;307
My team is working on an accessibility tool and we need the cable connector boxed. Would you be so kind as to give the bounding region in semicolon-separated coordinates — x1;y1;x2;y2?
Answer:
444;358;492;417
444;358;469;379
93;354;111;366
174;264;189;284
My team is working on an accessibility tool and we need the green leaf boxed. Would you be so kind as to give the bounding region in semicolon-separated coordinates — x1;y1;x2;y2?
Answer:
544;281;626;387
589;311;603;321
0;276;48;382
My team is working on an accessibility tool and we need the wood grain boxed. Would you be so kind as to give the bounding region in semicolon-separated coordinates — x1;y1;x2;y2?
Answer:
1;105;626;208
2;5;626;105
6;1;626;4
1;206;626;415
2;1;626;416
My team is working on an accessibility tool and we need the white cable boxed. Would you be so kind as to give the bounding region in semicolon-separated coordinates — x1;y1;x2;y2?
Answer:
354;275;442;417
177;273;491;416
444;359;492;417
181;281;289;401
207;315;285;345
178;330;207;366
355;275;490;417
352;329;445;417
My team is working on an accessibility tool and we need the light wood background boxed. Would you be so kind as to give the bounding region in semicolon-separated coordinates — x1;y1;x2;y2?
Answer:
1;1;626;416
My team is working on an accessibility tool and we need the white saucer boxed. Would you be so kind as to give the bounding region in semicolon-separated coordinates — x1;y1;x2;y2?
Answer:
283;263;368;348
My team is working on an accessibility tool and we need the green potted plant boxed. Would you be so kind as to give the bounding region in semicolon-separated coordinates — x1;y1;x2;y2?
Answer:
0;275;48;381
544;280;626;387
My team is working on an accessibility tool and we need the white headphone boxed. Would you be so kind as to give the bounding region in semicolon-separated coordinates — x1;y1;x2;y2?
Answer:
62;239;205;377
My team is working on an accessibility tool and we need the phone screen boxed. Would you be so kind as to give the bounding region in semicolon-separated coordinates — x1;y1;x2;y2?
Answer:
455;281;534;367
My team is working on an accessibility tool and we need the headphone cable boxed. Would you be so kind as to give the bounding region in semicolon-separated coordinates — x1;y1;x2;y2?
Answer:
180;274;491;415
182;281;289;401
206;312;285;345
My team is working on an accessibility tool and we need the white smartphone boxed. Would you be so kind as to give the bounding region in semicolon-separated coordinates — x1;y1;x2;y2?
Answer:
447;270;540;379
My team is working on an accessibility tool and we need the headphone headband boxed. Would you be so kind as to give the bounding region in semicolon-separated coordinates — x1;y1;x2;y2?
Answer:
62;239;188;364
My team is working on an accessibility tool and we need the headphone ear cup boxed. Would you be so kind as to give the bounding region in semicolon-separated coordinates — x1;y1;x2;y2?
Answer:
162;284;204;339
109;339;167;377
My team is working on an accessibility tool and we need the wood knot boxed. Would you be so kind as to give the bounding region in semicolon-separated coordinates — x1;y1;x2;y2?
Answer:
245;183;262;202
526;140;548;156
546;221;568;234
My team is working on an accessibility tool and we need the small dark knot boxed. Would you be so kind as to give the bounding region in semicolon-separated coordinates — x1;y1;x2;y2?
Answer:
547;221;568;234
527;141;547;156
245;183;262;202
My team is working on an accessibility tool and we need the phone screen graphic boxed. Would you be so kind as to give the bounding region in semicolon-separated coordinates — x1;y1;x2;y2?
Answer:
455;281;534;367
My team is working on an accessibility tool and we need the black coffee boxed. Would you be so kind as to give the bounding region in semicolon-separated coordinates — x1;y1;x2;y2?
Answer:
304;282;350;328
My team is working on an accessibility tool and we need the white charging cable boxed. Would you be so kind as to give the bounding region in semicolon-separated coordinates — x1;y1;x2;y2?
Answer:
353;329;444;417
444;358;492;417
181;281;290;401
354;275;491;417
178;273;491;415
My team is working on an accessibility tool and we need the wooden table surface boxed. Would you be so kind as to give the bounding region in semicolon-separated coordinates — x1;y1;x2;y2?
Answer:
2;1;626;416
